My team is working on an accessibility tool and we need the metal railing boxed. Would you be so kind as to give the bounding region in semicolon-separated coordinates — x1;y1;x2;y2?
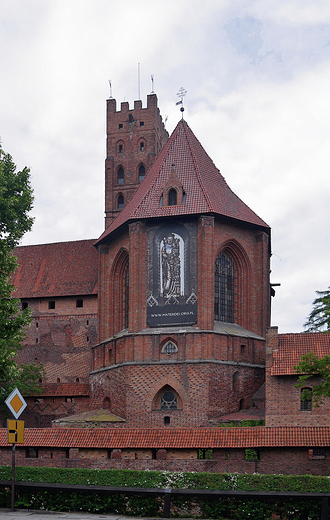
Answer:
0;479;329;519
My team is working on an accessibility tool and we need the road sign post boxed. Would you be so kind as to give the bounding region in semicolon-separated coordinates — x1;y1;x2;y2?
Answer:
5;388;27;511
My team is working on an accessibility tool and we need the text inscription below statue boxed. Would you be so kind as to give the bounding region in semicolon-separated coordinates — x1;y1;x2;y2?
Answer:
147;224;197;327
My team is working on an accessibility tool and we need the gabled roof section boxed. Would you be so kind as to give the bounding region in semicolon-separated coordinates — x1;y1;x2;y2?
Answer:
0;427;329;449
271;332;330;376
96;119;269;244
12;239;98;299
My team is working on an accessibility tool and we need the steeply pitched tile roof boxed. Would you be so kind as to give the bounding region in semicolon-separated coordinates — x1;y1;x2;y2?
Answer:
96;120;269;244
271;332;330;376
12;239;98;298
0;427;329;448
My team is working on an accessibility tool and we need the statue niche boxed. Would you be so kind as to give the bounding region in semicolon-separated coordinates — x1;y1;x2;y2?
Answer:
147;223;197;327
161;233;182;297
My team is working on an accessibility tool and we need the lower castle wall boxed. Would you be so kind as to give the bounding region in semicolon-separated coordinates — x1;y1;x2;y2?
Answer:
0;446;328;476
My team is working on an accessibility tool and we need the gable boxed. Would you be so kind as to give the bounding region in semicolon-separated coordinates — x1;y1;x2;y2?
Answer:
96;119;269;245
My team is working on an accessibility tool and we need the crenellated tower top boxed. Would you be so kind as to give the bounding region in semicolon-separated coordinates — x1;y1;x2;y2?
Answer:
104;93;169;228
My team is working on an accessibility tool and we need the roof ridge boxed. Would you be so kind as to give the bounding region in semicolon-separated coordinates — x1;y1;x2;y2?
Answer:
182;120;214;212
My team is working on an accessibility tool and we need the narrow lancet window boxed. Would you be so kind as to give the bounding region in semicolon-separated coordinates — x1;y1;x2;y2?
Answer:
214;251;235;322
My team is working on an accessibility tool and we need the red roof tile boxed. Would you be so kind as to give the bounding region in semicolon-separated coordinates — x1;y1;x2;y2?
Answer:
271;332;330;376
96;120;269;244
0;427;329;449
12;239;98;298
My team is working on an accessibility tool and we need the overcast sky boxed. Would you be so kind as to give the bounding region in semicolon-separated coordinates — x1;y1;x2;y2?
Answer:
1;0;330;334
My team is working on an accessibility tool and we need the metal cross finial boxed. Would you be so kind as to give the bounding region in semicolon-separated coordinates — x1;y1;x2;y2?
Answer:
108;80;113;98
151;74;155;93
176;87;187;118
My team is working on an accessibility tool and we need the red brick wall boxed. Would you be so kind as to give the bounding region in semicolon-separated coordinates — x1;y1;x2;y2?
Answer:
105;94;169;226
90;347;264;427
16;297;97;427
1;446;329;475
266;327;330;427
213;220;270;338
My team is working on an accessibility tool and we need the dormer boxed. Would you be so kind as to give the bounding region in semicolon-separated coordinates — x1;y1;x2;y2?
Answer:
162;164;184;207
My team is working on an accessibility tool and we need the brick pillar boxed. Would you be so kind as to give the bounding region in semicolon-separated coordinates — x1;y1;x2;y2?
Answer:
253;232;271;337
265;326;278;426
197;215;214;330
129;221;147;332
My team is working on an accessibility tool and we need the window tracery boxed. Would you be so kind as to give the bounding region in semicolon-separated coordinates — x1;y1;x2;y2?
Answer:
161;389;178;409
161;341;178;355
214;251;235;322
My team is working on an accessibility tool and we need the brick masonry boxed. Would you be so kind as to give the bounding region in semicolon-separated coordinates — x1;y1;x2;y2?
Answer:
0;445;329;476
11;93;330;476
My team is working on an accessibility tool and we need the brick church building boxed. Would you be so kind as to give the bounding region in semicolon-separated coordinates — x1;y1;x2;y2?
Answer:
11;92;271;429
5;92;330;475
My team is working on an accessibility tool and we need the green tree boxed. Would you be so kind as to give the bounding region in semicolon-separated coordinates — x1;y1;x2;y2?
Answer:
304;287;330;332
0;146;43;414
295;352;330;406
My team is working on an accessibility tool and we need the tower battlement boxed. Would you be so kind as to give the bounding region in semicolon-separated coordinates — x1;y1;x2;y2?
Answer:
104;93;169;227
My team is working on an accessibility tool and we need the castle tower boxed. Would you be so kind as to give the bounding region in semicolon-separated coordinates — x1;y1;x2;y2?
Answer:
92;116;271;428
105;94;169;227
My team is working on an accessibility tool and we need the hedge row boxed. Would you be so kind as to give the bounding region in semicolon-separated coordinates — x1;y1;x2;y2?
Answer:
0;466;329;518
1;465;330;492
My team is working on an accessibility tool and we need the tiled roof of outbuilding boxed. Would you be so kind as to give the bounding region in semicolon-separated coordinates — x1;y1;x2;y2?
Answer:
96;120;269;244
271;332;330;376
0;427;329;448
12;239;98;298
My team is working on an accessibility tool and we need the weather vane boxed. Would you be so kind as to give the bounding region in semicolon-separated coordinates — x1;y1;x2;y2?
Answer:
176;87;187;118
108;80;113;99
151;74;155;93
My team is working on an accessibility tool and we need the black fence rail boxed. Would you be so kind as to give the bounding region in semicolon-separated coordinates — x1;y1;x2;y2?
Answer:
0;479;329;519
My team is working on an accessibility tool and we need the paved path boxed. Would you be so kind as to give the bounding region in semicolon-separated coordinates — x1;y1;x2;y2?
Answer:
0;510;160;520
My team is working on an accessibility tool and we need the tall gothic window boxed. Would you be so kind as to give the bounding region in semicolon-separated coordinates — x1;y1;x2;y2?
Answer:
117;166;124;185
123;260;129;329
301;388;312;411
168;188;177;206
214;251;235;323
112;250;129;333
138;164;145;182
117;194;124;209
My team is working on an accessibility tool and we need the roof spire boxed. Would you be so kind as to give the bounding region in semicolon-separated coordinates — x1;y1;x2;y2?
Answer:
176;87;187;118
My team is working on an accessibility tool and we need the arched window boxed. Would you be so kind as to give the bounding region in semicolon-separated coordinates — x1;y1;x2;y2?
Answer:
112;249;129;333
168;188;177;206
139;140;145;152
123;260;129;329
118;142;124;154
301;388;312;411
214;251;235;323
117;166;124;185
161;389;178;409
138;164;145;182
161;340;178;355
117;194;124;209
103;397;110;410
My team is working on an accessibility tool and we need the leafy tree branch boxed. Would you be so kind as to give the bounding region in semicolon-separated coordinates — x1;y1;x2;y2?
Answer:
0;146;43;415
